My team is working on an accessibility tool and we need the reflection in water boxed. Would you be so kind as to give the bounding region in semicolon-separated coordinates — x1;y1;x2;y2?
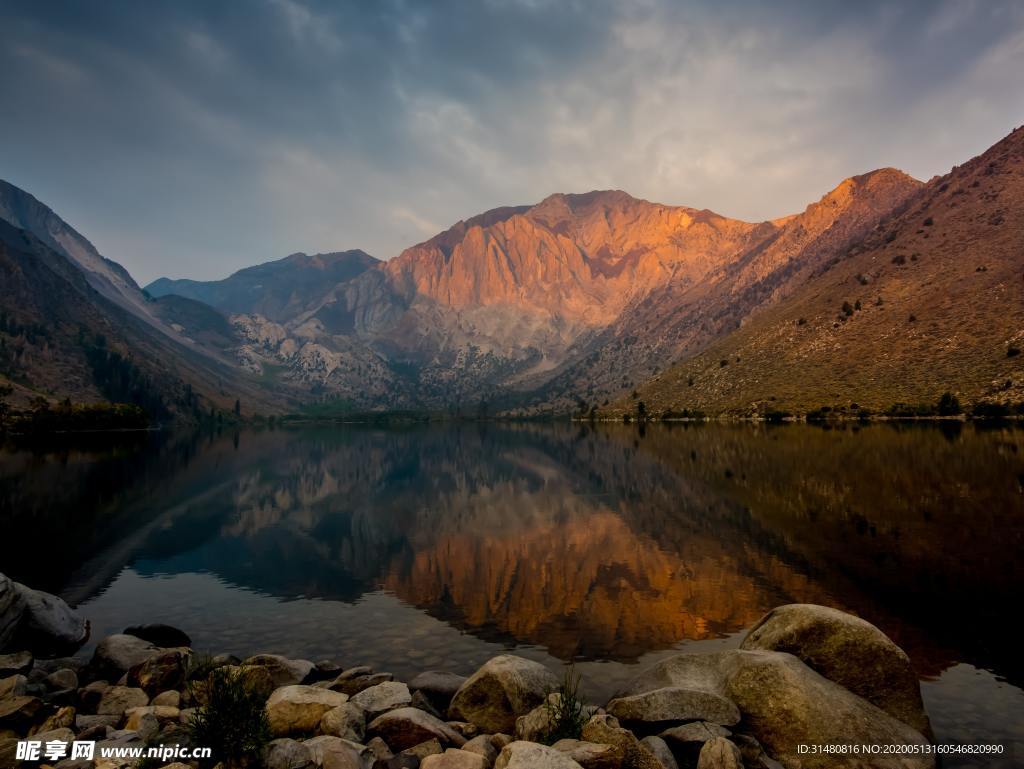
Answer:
1;423;1022;764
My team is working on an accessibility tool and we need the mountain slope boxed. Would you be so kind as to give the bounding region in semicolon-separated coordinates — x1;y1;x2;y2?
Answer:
621;125;1024;416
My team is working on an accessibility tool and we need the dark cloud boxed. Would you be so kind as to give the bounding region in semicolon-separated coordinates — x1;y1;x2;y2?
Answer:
1;0;1022;283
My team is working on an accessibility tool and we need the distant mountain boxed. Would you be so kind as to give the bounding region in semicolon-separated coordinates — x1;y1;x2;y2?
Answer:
621;125;1024;416
0;183;281;418
146;250;379;322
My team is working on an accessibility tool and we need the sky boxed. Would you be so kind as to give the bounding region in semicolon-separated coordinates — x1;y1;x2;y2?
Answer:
2;0;1023;285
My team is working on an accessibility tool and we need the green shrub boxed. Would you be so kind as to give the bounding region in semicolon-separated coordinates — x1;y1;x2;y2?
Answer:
188;667;270;767
542;666;586;745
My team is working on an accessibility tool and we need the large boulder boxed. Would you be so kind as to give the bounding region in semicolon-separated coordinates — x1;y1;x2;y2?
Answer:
349;681;411;718
127;650;188;697
368;707;467;751
449;655;560;733
266;685;349;736
91;634;162;681
496;741;585;769
244;654;316;688
0;575;26;650
122;624;192;649
9;582;89;655
741;604;931;736
581;714;661;769
607;686;740;727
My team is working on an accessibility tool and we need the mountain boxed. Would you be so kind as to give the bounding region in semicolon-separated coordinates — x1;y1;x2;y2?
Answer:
0;183;281;418
146;250;379;322
620;125;1024;417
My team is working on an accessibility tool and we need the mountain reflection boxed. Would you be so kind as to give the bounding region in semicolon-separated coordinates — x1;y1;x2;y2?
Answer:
2;422;1022;686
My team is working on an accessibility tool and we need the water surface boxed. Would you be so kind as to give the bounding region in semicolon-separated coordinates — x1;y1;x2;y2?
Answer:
2;422;1022;766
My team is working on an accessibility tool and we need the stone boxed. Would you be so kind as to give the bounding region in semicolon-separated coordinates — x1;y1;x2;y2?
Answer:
659;722;730;765
304;735;372;769
45;668;78;691
319;702;366;742
581;714;660;769
128;651;188;697
122;624;192;649
79;680;112;712
730;735;784;769
368;707;467;751
409;671;467;712
331;672;394;697
230;664;279;700
495;741;584;769
365;736;392;761
265;738;315;769
723;650;933;769
32;726;76;745
741;604;931;736
11;582;89;655
350;681;412;718
461;735;498;764
243;654;316;688
0;674;26;699
31;705;75;735
152;690;181;708
449;655;560;734
607;686;739;727
696;738;742;769
77;713;121;730
267;685;350;736
514;694;556;742
421;748;489;769
638;737;677;769
551;739;623;769
411;689;442;718
0;695;43;731
490;734;512;749
124;706;180;730
312;660;346;681
0;575;26;651
91;635;162;681
97;686;149;715
400;738;443;760
0;651;32;677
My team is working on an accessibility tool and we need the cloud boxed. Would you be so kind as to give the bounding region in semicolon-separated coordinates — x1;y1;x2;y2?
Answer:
0;0;1022;284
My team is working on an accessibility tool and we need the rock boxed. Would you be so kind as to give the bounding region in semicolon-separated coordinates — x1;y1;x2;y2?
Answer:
77;713;121;731
491;734;512;750
411;689;443;718
400;738;444;760
581;714;660;769
730;735;783;769
79;680;112;712
741;604;931;736
659;722;730;765
0;651;32;676
32;726;76;745
304;735;372;769
128;651;188;697
229;664;279;700
91;635;162;681
696;738;743;769
267;685;350;736
0;695;43;731
514;694;558;742
124;706;181;730
152;690;181;708
450;655;560;733
409;671;467;712
0;674;26;698
122;624;192;649
608;686;739;727
265;738;315;769
369;707;468;751
447;721;479;740
313;660;346;681
243;654;316;688
421;748;489;769
495;741;585;769
97;686;149;715
319;702;366;742
366;736;393;761
551;739;623;769
0;575;26;651
331;672;394;697
11;582;89;655
31;705;75;735
45;668;78;691
350;681;411;718
461;735;498;764
639;737;678;769
723;650;933;769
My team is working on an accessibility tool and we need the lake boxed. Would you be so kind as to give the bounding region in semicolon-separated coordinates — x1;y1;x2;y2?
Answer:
2;422;1022;766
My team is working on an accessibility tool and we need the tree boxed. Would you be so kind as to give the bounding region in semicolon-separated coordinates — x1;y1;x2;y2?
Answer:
637;401;647;421
234;399;241;417
937;392;962;416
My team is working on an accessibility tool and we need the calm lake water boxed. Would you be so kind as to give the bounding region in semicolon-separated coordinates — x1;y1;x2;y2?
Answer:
2;422;1022;766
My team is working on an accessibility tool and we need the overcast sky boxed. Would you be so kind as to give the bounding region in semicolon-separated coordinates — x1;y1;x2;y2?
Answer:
2;0;1023;284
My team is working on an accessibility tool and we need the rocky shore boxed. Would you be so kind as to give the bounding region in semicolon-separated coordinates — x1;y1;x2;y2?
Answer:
1;573;937;769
